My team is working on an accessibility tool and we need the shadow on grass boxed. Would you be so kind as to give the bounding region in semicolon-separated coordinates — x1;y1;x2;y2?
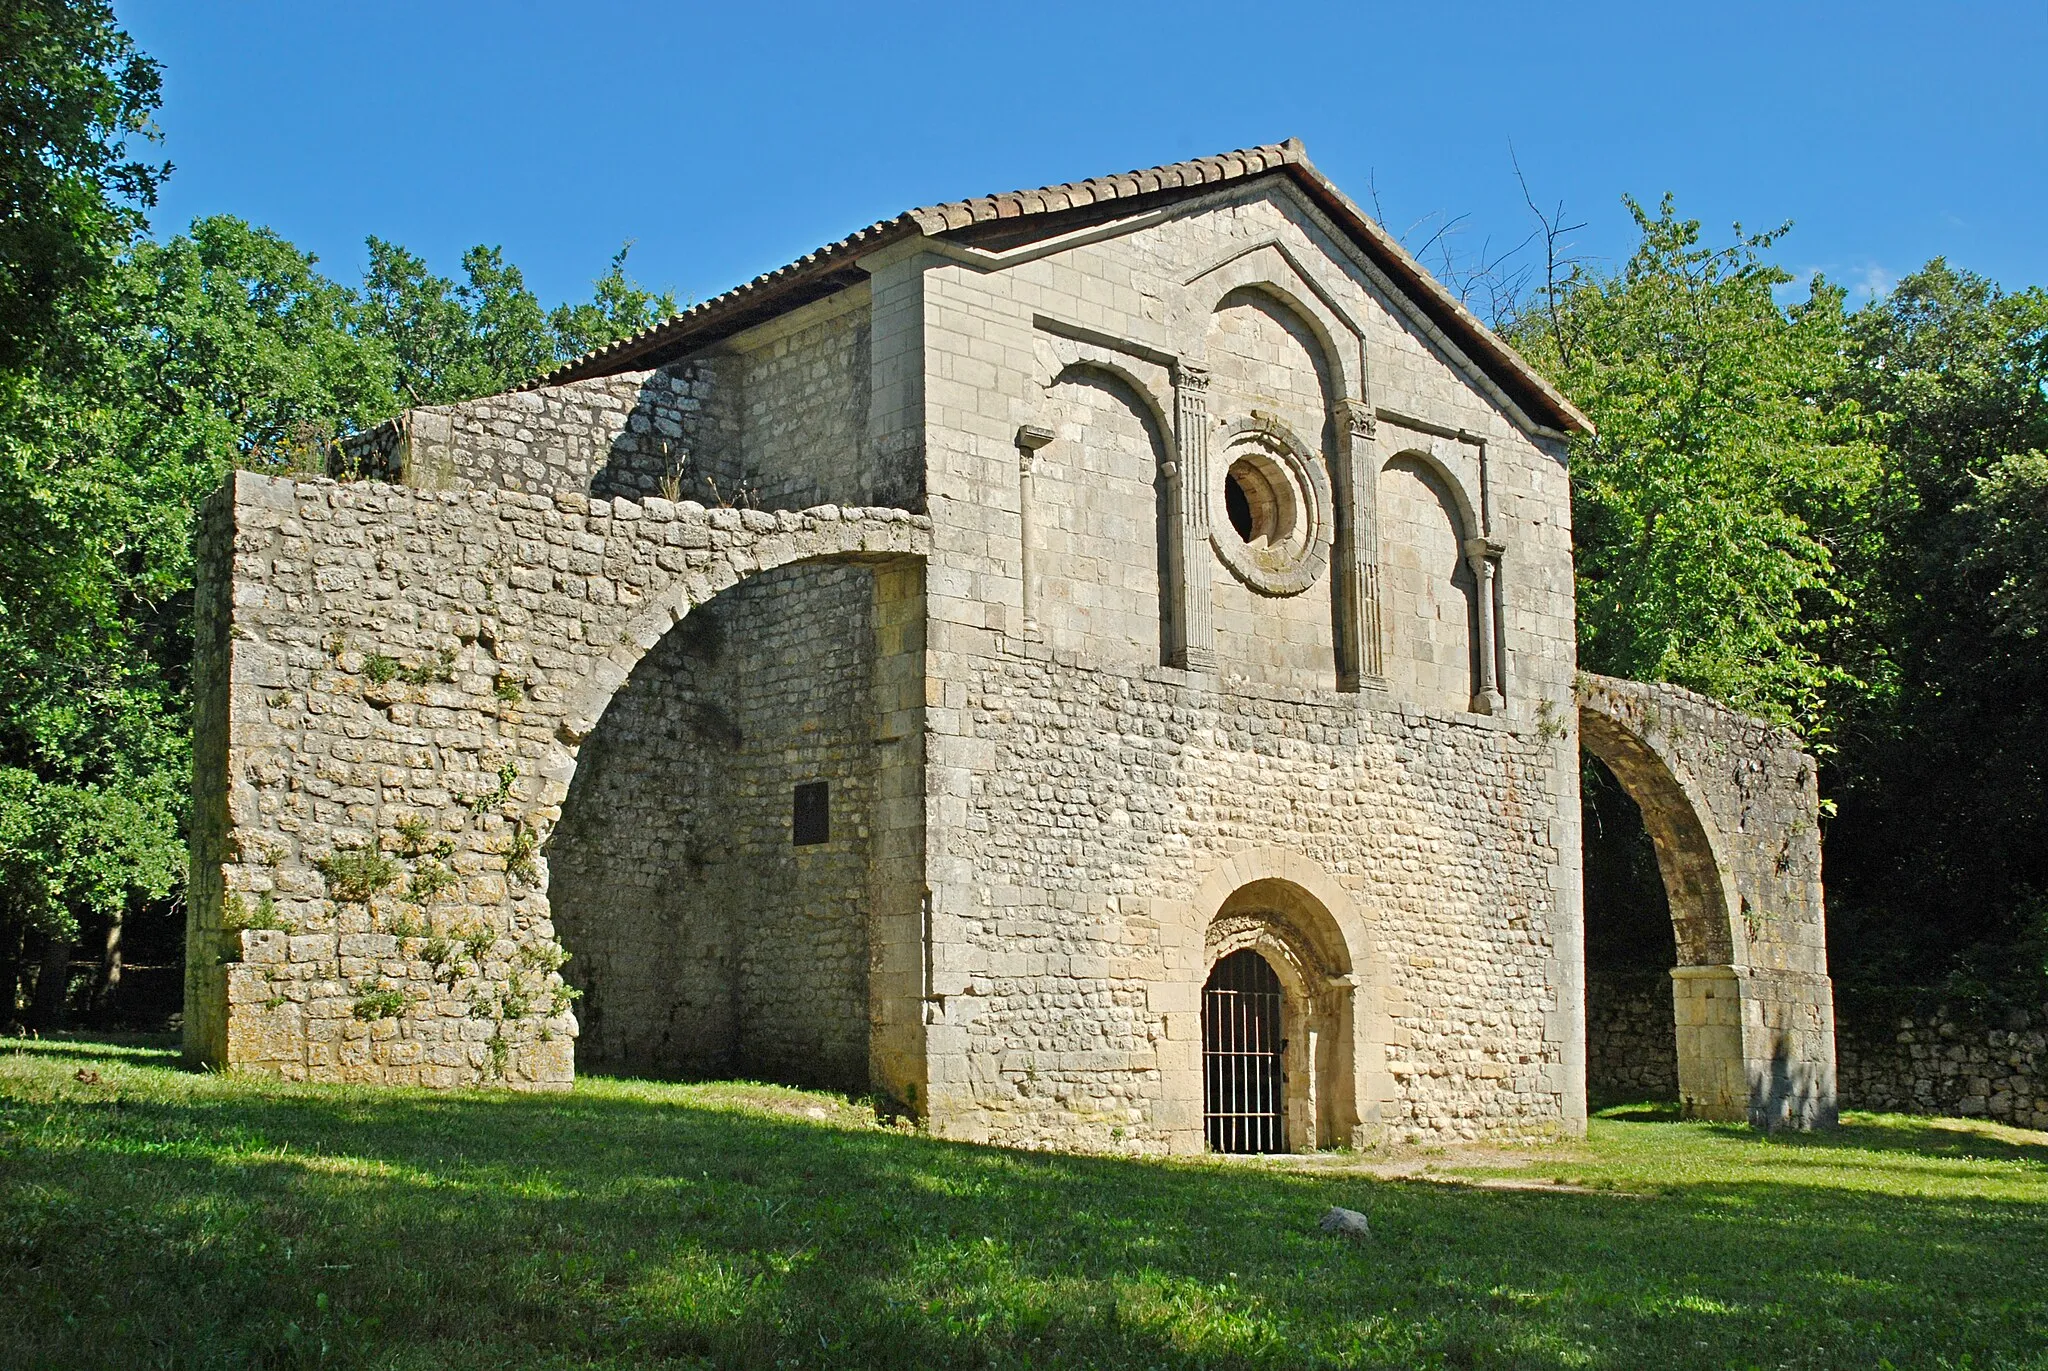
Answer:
1763;1114;2048;1167
1590;1099;1684;1123
3;1045;2046;1370
3;1030;184;1070
1593;1098;2048;1168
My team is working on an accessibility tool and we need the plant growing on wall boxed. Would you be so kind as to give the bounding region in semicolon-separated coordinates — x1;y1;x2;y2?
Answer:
317;846;399;905
350;982;407;1020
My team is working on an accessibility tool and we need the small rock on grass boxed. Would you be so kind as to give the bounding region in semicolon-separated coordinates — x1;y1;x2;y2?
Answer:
1318;1206;1371;1239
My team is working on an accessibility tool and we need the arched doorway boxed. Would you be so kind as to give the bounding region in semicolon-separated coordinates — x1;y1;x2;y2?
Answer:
1200;874;1361;1151
1203;949;1287;1153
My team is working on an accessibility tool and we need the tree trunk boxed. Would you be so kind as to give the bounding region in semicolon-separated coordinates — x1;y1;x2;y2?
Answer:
30;934;72;1029
0;926;21;1029
95;908;124;1017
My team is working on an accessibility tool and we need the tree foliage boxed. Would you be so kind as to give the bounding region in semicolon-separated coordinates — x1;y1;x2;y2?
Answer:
1510;196;1880;731
360;239;672;407
0;0;165;373
0;13;676;1025
1823;262;2048;1005
1514;206;2048;1005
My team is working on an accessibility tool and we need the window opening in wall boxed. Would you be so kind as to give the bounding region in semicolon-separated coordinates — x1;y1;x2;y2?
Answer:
792;780;830;846
1223;457;1288;546
1224;466;1256;541
1203;948;1286;1153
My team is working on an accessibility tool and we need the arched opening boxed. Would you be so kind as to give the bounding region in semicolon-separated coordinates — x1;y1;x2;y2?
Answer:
547;559;880;1090
1578;704;1746;1121
1582;754;1680;1106
1379;454;1480;715
1204;949;1286;1153
1203;878;1358;1151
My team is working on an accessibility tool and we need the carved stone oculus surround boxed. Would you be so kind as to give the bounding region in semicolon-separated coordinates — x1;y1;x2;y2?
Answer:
1210;416;1331;597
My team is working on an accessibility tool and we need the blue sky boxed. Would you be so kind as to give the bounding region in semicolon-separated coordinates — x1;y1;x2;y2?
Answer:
121;2;2046;314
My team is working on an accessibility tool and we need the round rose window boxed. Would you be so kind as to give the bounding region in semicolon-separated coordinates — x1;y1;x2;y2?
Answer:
1210;424;1330;597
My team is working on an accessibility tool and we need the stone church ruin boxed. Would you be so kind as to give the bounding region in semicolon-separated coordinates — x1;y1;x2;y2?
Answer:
186;142;1837;1148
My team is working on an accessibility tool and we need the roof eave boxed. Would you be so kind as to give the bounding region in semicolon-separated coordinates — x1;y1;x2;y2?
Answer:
1268;153;1592;437
528;217;923;388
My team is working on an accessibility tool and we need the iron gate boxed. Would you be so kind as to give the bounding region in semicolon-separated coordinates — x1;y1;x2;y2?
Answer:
1203;948;1285;1153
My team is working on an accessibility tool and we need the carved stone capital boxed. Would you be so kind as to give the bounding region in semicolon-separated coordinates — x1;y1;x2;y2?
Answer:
1016;424;1054;472
1334;396;1375;440
1171;360;1210;393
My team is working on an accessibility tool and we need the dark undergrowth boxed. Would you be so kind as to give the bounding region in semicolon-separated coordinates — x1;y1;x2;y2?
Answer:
3;1034;2045;1369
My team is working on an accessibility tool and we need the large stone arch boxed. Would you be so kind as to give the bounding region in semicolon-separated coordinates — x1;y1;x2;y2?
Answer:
184;470;929;1090
1577;674;1837;1129
547;558;883;1089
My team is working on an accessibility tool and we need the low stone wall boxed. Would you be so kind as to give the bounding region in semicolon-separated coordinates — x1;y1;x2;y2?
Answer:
1587;971;1678;1102
1838;1007;2048;1130
1581;980;2048;1132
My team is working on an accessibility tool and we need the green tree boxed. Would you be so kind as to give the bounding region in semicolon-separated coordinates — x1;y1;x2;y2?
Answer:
0;0;178;1021
0;0;165;372
0;9;682;1022
1824;261;2048;1003
1511;196;1880;732
0;216;399;1024
360;237;673;404
113;216;397;474
549;243;677;360
2;204;681;1023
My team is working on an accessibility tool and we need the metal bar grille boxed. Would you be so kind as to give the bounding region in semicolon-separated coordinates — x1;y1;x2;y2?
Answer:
1203;949;1284;1153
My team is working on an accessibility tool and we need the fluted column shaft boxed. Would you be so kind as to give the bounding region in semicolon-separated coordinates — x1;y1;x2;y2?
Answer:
1171;363;1216;671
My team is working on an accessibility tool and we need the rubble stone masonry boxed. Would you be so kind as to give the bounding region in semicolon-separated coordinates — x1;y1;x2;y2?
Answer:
186;472;926;1088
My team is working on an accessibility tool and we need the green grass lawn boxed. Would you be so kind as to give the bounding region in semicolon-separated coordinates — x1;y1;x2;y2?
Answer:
3;1036;2045;1370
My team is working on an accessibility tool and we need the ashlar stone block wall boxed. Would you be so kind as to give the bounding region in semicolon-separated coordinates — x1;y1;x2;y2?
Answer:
903;179;1591;1150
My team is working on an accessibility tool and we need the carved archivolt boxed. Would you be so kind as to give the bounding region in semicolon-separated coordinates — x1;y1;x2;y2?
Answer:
1205;909;1351;1014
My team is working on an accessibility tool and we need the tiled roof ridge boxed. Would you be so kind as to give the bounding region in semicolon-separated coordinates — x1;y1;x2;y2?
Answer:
529;142;1303;391
900;140;1304;235
526;139;1590;435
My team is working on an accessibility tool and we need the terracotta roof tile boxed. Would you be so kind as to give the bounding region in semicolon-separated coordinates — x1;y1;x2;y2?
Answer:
528;139;1588;435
